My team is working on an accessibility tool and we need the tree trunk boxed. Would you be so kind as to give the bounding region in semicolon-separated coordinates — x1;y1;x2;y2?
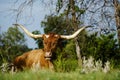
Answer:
113;0;120;42
75;39;82;67
70;0;82;67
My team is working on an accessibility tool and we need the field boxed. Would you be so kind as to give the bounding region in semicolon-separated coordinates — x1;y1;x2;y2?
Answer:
0;69;120;80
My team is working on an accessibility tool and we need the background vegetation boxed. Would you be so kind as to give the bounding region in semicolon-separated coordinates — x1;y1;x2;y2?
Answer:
0;27;30;65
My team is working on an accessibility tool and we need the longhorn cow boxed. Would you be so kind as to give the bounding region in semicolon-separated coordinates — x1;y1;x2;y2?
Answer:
13;24;86;71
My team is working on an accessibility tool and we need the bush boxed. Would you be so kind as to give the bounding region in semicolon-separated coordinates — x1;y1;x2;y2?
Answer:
81;56;110;74
53;40;78;72
80;33;120;68
0;27;30;65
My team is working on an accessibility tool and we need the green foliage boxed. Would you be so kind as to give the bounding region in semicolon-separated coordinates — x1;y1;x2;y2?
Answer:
0;27;30;65
56;0;85;18
53;40;78;72
80;32;120;67
75;5;85;14
56;0;63;13
41;15;74;34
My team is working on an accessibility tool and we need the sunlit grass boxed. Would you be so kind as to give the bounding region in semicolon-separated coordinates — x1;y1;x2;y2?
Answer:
0;69;120;80
1;56;120;80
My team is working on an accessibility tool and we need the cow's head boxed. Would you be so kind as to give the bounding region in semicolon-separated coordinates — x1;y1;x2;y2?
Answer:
13;24;86;60
42;33;60;60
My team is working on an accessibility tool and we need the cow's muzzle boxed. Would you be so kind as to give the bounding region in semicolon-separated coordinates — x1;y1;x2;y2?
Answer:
44;52;52;60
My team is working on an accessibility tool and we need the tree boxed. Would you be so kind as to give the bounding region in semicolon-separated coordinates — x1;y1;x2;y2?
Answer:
55;0;87;67
10;0;119;39
113;0;120;42
0;26;30;65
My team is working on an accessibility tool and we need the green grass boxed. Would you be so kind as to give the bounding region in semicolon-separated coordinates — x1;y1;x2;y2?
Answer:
0;69;120;80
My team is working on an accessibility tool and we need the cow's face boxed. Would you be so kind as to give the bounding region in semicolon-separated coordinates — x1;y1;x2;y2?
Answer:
43;34;60;60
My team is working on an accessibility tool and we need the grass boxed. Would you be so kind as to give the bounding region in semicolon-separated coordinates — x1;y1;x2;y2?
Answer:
0;69;120;80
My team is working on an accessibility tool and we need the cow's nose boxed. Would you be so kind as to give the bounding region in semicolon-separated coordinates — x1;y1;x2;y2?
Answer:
45;52;52;58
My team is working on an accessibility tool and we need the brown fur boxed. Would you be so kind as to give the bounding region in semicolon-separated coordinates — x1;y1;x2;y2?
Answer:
13;49;54;71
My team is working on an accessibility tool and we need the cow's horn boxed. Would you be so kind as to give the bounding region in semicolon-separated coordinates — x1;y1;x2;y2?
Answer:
13;24;43;38
60;27;86;39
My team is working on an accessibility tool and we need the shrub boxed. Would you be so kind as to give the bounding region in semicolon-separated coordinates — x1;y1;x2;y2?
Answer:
80;33;120;68
81;56;110;74
53;40;78;72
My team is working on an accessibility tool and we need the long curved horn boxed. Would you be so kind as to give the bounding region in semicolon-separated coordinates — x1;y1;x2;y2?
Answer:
60;27;86;39
13;24;43;38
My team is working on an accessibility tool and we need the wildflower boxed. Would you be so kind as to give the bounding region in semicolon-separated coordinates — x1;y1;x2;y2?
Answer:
81;56;110;74
102;61;110;73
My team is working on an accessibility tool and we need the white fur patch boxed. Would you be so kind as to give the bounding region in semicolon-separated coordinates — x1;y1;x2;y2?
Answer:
45;35;50;38
55;35;58;37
